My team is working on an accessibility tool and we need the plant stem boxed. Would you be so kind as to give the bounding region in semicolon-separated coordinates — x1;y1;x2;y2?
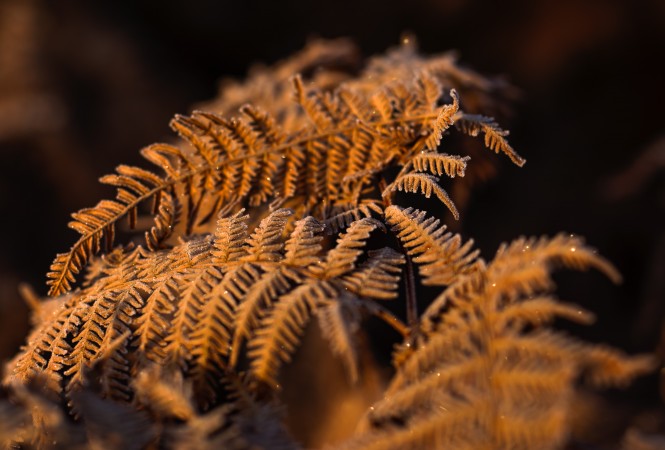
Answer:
363;302;409;338
380;177;419;329
403;248;418;328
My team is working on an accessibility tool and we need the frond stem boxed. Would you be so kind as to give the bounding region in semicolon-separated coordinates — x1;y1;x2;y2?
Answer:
379;177;419;330
365;302;409;338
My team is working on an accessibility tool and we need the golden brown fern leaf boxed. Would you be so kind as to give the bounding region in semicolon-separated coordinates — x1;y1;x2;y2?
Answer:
345;236;654;450
346;37;524;218
13;209;406;408
454;112;526;167
247;218;405;388
46;62;522;297
230;216;324;367
385;205;481;286
383;173;460;220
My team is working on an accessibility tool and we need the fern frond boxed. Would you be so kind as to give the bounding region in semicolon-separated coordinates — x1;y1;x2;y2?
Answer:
410;153;469;178
6;296;77;385
282;216;325;266
383;173;459;220
230;267;298;367
424;89;458;151
187;260;264;395
367;356;482;425
46;143;188;296
281;140;307;199
414;71;443;111
46;69;471;297
145;187;180;251
339;86;375;122
496;296;595;330
133;275;179;363
239;105;289;205
323;201;383;234
217;262;263;302
187;255;268;403
133;367;196;421
133;244;205;366
385;205;479;286
63;293;115;389
198;37;358;125
325;133;353;198
343;126;374;182
386;82;415;117
497;296;595;328
96;327;136;402
316;297;361;384
419;235;619;335
188;285;235;406
455;113;526;167
163;265;222;369
7;39;656;450
65;280;147;403
369;89;393;121
183;112;247;207
0;398;27;447
342;248;404;300
488;234;623;290
360;236;651;450
249;281;337;388
342;398;483;450
574;342;656;388
38;301;91;393
312;217;383;279
293;74;337;130
213;208;250;263
242;208;292;262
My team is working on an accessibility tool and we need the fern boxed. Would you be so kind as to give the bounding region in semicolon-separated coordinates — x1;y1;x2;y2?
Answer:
2;38;655;450
385;205;481;286
345;237;653;450
45;61;517;297
383;173;459;219
454;112;525;166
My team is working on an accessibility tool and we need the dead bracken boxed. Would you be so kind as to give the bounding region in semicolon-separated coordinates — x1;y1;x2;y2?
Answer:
1;38;654;449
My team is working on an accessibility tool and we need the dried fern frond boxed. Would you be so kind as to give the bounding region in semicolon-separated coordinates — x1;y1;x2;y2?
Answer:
246;219;404;388
424;89;459;151
248;280;337;388
455;112;526;167
316;296;363;384
11;208;406;404
383;173;459;220
322;200;384;234
385;205;481;286
349;237;655;450
342;248;404;300
46;58;524;297
409;153;469;178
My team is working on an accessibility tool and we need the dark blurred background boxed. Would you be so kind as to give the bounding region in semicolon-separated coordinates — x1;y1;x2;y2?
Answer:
1;0;663;425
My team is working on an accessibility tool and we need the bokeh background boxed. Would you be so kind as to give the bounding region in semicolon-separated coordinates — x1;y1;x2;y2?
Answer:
1;0;664;444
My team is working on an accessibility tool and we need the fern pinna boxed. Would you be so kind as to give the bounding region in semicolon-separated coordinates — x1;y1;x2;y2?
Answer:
2;39;653;450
